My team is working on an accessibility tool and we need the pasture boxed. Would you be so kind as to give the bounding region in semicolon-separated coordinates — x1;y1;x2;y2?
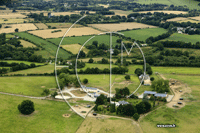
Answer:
135;0;200;10
76;117;139;133
34;23;48;29
161;33;200;44
137;10;188;14
0;76;56;96
0;23;37;34
0;60;45;66
46;23;83;28
61;44;89;54
89;22;157;32
7;64;57;75
28;27;101;38
121;28;168;41
14;32;72;59
20;40;37;47
48;34;120;46
140;74;200;133
0;94;83;133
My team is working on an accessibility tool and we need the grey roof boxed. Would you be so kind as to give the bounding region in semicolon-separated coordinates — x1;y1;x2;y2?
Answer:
118;100;129;105
154;93;167;97
86;87;97;90
144;91;157;95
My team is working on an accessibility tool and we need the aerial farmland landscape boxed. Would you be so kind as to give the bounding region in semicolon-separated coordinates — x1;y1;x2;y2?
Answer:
1;0;200;133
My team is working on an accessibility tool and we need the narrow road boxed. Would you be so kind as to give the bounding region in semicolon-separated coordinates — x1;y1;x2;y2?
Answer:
0;92;46;99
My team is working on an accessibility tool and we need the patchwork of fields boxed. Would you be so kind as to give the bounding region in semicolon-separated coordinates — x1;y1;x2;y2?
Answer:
14;32;72;59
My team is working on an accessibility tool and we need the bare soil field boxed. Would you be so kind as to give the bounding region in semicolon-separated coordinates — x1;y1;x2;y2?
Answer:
0;13;26;19
137;10;188;14
28;27;101;38
46;23;83;28
20;40;36;47
34;23;48;29
166;17;188;22
0;23;37;34
61;44;89;54
89;22;156;32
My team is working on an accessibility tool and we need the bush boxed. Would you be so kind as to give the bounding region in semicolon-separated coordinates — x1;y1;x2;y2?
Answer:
125;75;130;80
18;100;35;115
42;89;50;96
150;77;155;81
133;113;140;121
15;28;19;32
83;78;88;84
51;91;58;98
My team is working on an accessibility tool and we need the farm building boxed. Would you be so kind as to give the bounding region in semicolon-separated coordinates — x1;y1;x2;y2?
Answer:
81;85;99;93
139;74;151;85
143;91;157;96
110;100;129;106
154;93;168;98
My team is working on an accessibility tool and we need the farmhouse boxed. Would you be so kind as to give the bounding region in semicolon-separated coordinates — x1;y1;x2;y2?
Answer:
111;100;129;106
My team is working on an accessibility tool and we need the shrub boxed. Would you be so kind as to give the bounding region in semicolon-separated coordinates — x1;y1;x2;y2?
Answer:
18;100;35;115
150;77;155;81
83;78;88;84
42;89;50;96
51;91;58;98
133;113;140;121
125;75;130;80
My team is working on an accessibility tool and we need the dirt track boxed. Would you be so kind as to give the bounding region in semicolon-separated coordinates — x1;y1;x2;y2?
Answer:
159;74;191;109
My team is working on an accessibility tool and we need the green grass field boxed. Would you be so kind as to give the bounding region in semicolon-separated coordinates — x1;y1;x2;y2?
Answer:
121;28;168;42
47;34;120;46
135;0;200;10
0;60;45;66
0;76;56;96
7;64;58;75
140;74;200;133
0;94;83;133
13;32;72;59
161;33;200;44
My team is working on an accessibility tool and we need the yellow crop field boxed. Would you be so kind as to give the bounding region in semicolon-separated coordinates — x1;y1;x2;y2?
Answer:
28;27;101;38
61;44;88;54
166;17;189;22
20;40;36;47
89;22;156;32
0;23;37;34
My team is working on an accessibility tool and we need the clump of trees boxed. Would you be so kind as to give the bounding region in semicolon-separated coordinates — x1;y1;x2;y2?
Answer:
115;87;130;99
151;79;170;93
18;100;35;115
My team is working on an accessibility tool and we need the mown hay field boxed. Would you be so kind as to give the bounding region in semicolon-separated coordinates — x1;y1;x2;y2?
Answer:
138;10;188;14
43;11;80;16
0;18;29;24
28;27;101;38
110;10;134;16
0;23;37;34
34;23;48;29
20;40;37;47
89;22;157;32
189;16;200;21
166;17;188;22
46;23;83;28
0;13;26;18
61;44;89;54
